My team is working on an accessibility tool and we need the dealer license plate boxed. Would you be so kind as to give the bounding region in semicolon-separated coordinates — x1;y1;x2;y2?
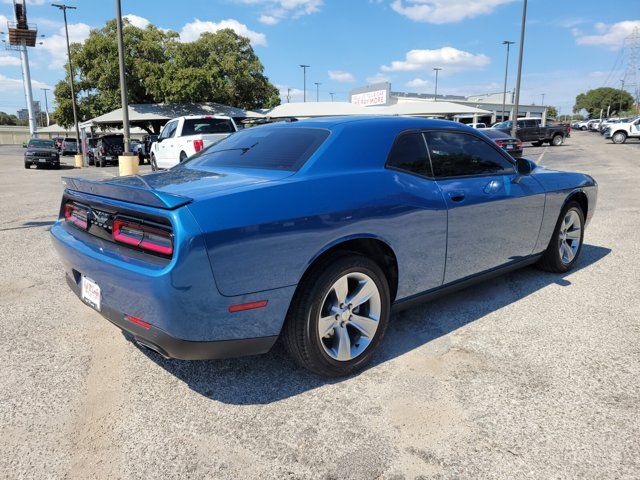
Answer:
81;276;101;311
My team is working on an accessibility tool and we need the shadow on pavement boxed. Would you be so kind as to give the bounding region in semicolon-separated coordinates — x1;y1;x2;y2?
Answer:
0;220;56;232
133;244;611;405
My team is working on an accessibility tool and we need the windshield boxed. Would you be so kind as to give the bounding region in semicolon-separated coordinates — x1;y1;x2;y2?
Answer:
28;139;55;148
492;121;512;129
184;127;330;171
182;118;236;136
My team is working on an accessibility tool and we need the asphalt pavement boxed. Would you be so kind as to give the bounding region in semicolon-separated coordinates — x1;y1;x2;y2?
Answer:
0;133;638;479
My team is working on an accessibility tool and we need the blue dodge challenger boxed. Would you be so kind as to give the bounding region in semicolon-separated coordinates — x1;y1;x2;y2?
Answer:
51;117;597;376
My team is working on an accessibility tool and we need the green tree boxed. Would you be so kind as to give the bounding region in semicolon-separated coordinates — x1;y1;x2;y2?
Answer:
53;19;279;130
573;87;634;118
0;111;25;126
546;106;558;118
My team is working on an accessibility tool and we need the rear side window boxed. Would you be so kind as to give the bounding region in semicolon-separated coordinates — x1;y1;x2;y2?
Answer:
387;132;431;177
182;118;235;136
185;127;330;171
425;131;515;178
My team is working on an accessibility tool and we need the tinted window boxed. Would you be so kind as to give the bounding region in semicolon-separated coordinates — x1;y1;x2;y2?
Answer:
182;118;235;136
27;139;54;148
479;129;511;140
387;132;431;177
101;136;123;146
524;119;538;128
160;121;177;139
425;131;515;178
185;127;330;171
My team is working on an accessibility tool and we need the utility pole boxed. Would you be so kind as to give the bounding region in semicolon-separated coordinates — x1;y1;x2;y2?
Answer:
540;93;545;106
286;88;291;103
619;79;625;115
52;4;80;151
433;67;442;101
501;40;515;121
330;92;335;102
299;64;310;102
41;87;50;126
511;0;527;139
114;0;130;155
314;82;321;102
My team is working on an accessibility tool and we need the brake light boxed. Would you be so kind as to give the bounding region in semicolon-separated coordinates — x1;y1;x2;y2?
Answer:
193;139;204;153
112;218;173;256
125;314;151;329
495;140;504;147
516;140;523;148
64;203;88;230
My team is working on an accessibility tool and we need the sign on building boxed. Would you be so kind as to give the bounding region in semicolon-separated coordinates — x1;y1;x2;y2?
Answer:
350;82;391;106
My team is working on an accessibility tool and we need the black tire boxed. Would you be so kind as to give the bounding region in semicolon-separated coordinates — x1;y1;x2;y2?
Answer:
179;151;187;163
54;163;60;169
282;253;391;377
138;152;145;165
580;126;587;131
551;134;564;146
531;141;543;147
611;131;627;144
151;154;158;171
537;201;585;273
24;162;31;169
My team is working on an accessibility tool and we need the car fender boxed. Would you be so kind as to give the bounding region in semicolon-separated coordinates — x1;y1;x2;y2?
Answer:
303;232;396;272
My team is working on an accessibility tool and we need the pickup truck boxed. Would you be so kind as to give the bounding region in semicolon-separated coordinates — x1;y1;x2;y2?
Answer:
150;115;237;170
604;116;640;144
492;118;569;146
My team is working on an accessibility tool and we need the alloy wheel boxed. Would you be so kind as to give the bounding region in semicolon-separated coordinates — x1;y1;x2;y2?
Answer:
317;272;381;362
558;209;582;264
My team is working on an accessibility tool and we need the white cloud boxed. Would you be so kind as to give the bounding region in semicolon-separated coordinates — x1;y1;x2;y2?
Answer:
381;47;490;73
236;0;323;24
0;74;51;91
276;84;305;102
123;14;151;29
575;20;640;50
41;22;92;69
179;18;267;46
328;70;356;83
366;73;391;84
2;0;47;4
390;0;515;24
0;54;21;67
405;78;430;89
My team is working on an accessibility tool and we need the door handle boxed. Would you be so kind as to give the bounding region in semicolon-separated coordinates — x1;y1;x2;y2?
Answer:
448;191;466;202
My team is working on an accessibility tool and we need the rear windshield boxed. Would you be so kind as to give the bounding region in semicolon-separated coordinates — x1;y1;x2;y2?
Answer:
101;136;123;146
182;118;236;136
28;139;54;148
64;138;77;142
480;129;510;139
185;127;330;171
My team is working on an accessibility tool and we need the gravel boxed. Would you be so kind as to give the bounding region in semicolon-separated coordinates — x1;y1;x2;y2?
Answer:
0;134;638;479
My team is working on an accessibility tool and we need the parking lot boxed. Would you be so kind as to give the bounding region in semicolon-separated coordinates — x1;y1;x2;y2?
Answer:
0;132;639;479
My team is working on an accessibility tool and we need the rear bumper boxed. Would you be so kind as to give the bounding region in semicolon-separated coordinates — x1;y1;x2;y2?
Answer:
64;273;277;359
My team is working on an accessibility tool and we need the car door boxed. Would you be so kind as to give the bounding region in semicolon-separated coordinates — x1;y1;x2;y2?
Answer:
156;120;178;168
524;119;541;141
424;130;545;284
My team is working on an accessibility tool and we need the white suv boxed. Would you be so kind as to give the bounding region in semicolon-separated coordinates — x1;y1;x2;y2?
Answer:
150;115;237;170
604;116;640;144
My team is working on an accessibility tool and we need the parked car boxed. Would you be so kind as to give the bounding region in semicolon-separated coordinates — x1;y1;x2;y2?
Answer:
150;115;237;170
51;117;597;376
603;116;640;144
138;134;158;165
61;138;78;156
478;128;523;158
24;138;60;169
95;134;124;167
53;136;64;151
86;138;98;166
469;122;487;129
492;118;568;146
586;119;602;131
574;121;590;131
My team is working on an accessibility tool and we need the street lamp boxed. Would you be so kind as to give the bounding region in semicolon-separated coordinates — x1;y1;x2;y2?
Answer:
541;93;545;105
314;82;321;102
433;67;442;101
51;3;80;151
511;0;528;139
501;40;515;122
330;92;335;102
299;65;310;102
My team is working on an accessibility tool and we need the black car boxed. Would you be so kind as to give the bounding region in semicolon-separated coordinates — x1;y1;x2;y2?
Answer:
141;134;158;163
61;137;78;156
24;138;60;169
479;128;523;158
95;134;124;167
492;118;568;146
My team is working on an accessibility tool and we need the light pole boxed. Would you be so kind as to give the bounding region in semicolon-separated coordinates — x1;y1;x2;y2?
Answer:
433;67;442;101
619;79;625;114
540;93;545;106
501;40;515;121
330;92;335;102
286;87;291;103
299;65;310;102
51;4;80;151
511;0;527;139
41;87;50;126
314;82;321;102
115;0;131;155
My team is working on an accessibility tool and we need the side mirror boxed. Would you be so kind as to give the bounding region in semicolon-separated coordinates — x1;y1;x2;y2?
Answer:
516;157;534;175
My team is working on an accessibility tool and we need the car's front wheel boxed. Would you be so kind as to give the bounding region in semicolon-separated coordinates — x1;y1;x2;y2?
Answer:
537;201;585;273
283;254;390;377
24;162;31;169
612;131;627;144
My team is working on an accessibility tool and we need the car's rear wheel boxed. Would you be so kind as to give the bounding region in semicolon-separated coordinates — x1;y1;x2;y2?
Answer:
612;131;627;144
551;134;564;146
283;254;390;377
179;151;187;163
537;201;585;273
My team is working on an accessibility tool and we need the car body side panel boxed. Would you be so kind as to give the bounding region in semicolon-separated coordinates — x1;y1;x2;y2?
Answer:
187;170;448;299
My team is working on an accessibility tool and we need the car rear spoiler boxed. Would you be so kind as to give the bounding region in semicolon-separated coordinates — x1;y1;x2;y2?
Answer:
62;176;192;210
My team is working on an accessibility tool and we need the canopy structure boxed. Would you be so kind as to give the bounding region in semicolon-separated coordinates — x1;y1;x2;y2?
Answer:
85;103;265;134
266;102;375;118
373;101;491;117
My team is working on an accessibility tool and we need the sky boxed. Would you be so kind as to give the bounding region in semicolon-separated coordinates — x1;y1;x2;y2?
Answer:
0;0;639;117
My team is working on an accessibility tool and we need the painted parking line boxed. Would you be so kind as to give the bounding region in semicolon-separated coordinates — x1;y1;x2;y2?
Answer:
537;146;549;165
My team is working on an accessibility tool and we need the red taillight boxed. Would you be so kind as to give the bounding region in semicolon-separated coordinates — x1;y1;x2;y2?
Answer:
193;139;204;153
516;140;523;148
125;314;151;329
112;218;173;256
495;140;504;147
64;203;88;230
228;300;268;313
